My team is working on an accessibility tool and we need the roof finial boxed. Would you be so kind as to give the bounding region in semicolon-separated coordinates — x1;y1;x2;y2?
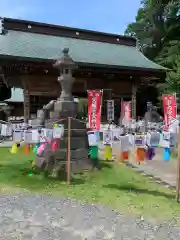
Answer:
62;48;69;56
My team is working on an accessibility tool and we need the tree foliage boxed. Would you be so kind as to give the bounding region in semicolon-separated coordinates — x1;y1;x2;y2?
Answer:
125;0;180;95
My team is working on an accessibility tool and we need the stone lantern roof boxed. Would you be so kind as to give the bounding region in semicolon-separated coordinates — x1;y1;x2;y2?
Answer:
53;48;76;71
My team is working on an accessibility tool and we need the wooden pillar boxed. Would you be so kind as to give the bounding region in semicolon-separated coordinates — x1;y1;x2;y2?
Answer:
108;89;112;100
132;84;137;120
23;86;30;124
84;78;87;92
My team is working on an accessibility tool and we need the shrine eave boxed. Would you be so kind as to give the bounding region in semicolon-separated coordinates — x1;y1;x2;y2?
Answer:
0;53;166;75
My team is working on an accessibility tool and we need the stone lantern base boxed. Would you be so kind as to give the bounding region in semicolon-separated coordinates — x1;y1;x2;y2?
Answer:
35;117;91;177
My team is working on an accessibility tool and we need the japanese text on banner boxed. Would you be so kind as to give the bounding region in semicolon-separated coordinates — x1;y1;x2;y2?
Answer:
162;94;176;130
88;90;102;130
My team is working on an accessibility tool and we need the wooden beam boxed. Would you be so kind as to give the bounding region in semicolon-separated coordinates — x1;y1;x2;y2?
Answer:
22;80;30;124
131;84;137;120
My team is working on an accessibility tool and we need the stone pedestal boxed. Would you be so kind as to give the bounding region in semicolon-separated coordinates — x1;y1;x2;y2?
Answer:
36;117;91;175
48;99;76;121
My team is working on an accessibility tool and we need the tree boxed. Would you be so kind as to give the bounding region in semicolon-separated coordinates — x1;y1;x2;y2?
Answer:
125;6;151;52
124;0;180;97
156;40;180;68
166;56;180;93
125;0;180;60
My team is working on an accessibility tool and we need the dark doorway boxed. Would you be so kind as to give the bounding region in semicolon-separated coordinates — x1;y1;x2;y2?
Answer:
136;85;159;117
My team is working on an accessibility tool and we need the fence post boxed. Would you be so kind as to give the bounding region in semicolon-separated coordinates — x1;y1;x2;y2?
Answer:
67;117;71;184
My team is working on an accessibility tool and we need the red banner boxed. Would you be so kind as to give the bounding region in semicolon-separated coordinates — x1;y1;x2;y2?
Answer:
121;101;131;121
88;90;102;130
162;94;176;129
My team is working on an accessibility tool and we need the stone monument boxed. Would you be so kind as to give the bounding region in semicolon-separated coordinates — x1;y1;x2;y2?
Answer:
144;105;161;123
35;48;91;177
144;104;162;131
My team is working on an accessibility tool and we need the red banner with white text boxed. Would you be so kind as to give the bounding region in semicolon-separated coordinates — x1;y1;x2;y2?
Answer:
88;90;102;130
162;94;176;130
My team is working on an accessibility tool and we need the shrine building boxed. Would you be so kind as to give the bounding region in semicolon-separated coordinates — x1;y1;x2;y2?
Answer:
0;17;166;123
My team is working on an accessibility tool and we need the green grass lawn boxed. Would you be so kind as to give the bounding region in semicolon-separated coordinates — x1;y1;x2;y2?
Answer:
0;147;180;222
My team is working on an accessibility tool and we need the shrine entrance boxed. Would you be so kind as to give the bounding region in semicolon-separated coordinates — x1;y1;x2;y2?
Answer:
136;85;160;118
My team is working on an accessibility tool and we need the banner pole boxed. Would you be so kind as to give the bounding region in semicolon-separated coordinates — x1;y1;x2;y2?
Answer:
67;117;71;185
176;92;180;202
99;89;103;128
174;92;177;118
120;98;123;127
100;89;103;120
87;90;90;128
176;118;180;201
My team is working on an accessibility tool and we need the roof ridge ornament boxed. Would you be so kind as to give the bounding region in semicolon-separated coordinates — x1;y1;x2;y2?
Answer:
62;48;69;56
0;18;4;35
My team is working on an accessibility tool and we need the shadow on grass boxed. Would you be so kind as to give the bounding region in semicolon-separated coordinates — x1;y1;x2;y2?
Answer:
0;160;86;191
103;183;175;200
0;149;111;191
100;161;113;169
45;169;86;185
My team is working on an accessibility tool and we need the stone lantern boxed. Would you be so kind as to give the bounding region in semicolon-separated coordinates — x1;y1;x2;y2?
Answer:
35;48;91;176
53;48;76;118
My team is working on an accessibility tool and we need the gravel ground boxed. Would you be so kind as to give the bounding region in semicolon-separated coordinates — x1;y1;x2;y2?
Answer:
0;194;180;239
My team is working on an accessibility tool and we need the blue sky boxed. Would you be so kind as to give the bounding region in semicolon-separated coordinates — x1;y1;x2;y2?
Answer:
0;0;141;34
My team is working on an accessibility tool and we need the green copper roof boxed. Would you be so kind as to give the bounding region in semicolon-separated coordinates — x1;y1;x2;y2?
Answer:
0;30;166;70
